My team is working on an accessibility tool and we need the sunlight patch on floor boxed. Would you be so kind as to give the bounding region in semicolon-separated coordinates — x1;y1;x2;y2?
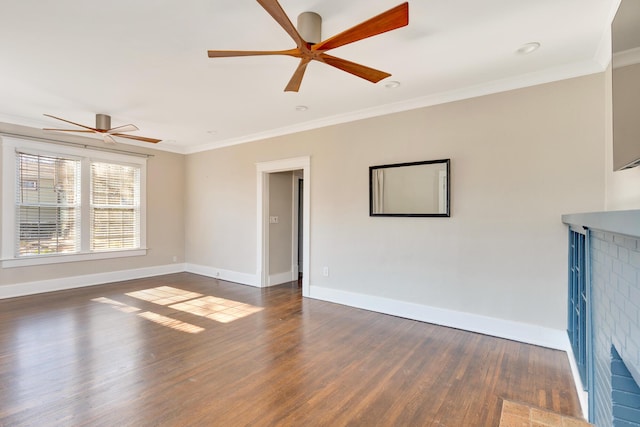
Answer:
92;296;204;334
125;286;203;305
138;311;205;334
92;287;263;332
170;296;263;324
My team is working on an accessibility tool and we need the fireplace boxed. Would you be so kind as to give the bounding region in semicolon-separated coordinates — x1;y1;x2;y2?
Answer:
562;210;640;426
611;346;640;425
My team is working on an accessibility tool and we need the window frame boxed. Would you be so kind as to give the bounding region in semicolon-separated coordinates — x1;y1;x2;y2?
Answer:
1;136;147;268
89;161;142;252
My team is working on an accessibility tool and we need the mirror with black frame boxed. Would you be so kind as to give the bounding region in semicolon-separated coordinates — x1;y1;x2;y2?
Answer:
369;159;450;217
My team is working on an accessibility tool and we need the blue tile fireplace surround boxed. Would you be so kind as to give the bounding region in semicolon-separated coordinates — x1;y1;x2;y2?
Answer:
562;210;640;426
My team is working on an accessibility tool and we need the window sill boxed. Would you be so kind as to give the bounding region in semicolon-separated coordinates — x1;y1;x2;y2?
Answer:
1;248;148;268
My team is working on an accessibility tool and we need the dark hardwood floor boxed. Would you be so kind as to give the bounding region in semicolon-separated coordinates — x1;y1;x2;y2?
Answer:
0;273;581;426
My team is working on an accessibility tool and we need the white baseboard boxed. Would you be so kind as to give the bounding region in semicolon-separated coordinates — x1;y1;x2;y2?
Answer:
0;263;185;299
1;263;263;299
268;270;295;286
308;285;570;352
1;266;573;353
185;263;259;287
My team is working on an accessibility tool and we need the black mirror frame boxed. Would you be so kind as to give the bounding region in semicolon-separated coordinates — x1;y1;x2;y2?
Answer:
369;158;451;217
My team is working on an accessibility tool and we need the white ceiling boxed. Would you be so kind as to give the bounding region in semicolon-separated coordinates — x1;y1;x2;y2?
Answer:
0;0;619;154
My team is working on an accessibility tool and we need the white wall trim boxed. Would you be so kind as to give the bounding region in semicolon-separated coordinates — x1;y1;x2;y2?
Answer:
258;172;270;288
184;263;260;287
308;285;571;351
595;24;613;70
1;263;272;299
256;157;311;296
0;263;185;300
1;248;148;268
613;46;640;69
268;270;295;287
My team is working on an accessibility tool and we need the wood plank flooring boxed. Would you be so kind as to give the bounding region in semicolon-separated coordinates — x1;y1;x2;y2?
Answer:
0;273;582;426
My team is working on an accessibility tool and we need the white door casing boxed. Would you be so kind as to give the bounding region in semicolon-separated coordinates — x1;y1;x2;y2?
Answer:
256;157;310;296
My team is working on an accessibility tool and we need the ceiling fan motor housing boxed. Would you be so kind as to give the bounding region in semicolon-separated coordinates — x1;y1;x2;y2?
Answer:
96;113;111;131
297;12;321;44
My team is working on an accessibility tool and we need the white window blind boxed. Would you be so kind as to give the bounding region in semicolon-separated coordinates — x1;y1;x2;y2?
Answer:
2;137;147;267
90;162;140;251
16;152;81;256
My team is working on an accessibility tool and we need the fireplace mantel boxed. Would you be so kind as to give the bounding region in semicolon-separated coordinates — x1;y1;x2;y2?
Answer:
562;209;640;237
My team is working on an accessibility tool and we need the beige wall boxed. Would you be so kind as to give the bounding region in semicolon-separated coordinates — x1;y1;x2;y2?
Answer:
185;73;606;330
0;123;185;287
2;70;630;333
269;171;293;277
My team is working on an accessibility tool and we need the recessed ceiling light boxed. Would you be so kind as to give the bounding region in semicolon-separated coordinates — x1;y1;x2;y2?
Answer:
385;81;401;89
295;105;309;112
516;42;541;55
207;130;217;135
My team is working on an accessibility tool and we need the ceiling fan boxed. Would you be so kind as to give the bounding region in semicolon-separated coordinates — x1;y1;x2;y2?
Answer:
43;113;162;144
207;0;409;92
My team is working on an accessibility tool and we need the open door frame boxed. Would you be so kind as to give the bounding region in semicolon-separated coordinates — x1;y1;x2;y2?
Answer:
292;173;304;280
256;157;310;296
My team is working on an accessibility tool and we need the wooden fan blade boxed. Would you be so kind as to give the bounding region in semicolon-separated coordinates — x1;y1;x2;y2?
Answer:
43;128;95;133
285;57;312;92
43;114;97;131
256;0;306;49
208;48;301;58
111;133;162;144
313;2;408;52
319;54;391;83
107;124;139;134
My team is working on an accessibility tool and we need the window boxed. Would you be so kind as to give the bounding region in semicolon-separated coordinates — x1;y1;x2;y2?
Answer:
568;228;589;389
2;136;147;267
16;152;81;256
90;162;140;251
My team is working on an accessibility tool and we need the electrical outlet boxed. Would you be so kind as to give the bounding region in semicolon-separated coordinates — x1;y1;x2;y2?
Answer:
322;267;329;277
172;255;178;262
269;216;279;224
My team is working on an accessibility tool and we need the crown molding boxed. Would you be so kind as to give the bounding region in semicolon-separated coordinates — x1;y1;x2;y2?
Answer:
613;47;640;69
186;58;607;155
0;56;609;157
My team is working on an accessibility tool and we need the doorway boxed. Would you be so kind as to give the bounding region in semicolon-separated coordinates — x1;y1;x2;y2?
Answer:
292;174;304;286
297;177;303;282
256;157;310;296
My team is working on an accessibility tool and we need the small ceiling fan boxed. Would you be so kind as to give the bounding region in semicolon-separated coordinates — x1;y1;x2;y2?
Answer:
43;113;162;144
207;0;409;92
